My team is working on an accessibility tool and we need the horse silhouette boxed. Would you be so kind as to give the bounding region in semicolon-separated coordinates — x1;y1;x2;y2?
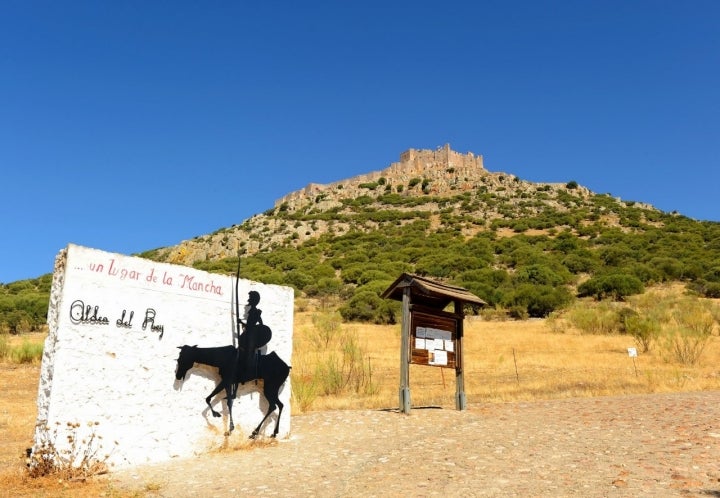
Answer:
175;344;290;438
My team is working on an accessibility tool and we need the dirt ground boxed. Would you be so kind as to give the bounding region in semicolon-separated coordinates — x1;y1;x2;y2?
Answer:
3;319;720;497
107;391;720;497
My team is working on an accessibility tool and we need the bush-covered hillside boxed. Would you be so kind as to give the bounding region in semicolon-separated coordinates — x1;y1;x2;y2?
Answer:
4;173;720;332
190;201;720;322
0;274;52;333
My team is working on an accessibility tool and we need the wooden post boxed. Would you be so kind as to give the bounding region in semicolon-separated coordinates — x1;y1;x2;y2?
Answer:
454;300;466;410
399;286;411;414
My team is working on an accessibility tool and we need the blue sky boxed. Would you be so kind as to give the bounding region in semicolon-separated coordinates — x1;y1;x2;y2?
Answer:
1;1;718;283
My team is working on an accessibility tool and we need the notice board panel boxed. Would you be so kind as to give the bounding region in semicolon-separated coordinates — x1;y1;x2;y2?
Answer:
410;308;459;368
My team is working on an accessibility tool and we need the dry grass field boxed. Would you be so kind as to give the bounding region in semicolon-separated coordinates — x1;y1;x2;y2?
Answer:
292;310;720;412
2;293;719;497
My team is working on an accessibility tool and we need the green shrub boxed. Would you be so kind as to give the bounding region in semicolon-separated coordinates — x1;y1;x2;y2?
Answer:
309;312;343;349
504;284;573;318
566;302;624;334
408;178;422;189
304;278;342;301
562;253;598;274
577;273;644;301
11;340;43;363
513;264;570;287
624;314;659;352
313;328;376;396
663;325;712;365
339;291;396;324
0;334;9;359
696;281;720;299
656;299;715;364
290;373;318;412
0;336;43;363
285;270;314;291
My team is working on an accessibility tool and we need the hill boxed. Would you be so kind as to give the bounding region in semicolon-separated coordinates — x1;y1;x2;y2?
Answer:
145;144;653;266
135;144;720;322
3;144;720;331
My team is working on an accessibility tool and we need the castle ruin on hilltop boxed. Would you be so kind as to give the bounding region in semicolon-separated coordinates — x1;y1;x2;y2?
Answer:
275;144;486;209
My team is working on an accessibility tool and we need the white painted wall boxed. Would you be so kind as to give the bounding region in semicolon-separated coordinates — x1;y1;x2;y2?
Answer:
33;244;293;469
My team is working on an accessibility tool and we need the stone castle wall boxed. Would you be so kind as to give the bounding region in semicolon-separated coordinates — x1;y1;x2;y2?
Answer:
395;144;483;177
275;144;485;209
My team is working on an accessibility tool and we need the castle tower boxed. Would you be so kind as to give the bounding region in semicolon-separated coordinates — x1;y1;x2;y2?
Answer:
275;145;485;207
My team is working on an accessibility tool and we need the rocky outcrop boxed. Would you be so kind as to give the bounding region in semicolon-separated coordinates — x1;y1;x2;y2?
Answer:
274;144;487;212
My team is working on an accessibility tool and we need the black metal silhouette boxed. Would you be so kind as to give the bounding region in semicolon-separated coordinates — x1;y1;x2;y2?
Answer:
175;345;290;437
237;291;272;383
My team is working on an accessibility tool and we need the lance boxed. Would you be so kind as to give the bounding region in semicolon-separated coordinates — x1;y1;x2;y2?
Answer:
232;252;242;397
235;252;241;339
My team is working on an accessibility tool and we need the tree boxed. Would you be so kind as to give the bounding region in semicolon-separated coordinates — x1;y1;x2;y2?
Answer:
339;291;396;324
577;274;644;301
513;264;569;287
504;284;573;318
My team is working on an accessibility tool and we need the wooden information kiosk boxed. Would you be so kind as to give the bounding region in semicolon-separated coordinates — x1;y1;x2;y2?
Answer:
381;274;486;414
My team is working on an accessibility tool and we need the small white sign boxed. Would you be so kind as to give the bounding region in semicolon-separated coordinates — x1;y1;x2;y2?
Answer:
627;347;638;358
432;350;448;366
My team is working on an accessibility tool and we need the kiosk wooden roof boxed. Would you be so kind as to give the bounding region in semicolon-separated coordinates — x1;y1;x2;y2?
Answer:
381;273;487;310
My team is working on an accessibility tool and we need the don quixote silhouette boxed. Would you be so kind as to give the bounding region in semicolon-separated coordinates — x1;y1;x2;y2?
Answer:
174;260;291;438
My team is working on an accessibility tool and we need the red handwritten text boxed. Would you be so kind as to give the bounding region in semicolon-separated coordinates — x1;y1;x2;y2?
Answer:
178;274;223;296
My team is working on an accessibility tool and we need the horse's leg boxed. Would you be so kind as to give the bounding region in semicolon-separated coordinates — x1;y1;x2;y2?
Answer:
206;381;226;418
225;385;235;435
251;381;282;439
271;399;284;438
250;401;276;439
270;361;290;437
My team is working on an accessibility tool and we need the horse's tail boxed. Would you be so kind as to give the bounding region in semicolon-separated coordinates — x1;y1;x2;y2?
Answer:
261;351;291;378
